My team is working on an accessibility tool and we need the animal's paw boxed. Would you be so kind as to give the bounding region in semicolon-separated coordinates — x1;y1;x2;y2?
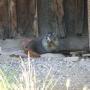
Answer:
24;49;40;58
28;50;40;58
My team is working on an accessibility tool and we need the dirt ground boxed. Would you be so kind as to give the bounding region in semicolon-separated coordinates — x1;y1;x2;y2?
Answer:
0;39;90;90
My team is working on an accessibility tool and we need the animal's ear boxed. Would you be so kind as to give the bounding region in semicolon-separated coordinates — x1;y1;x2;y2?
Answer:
45;32;51;37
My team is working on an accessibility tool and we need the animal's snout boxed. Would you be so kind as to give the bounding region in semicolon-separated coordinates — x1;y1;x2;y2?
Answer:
48;41;57;48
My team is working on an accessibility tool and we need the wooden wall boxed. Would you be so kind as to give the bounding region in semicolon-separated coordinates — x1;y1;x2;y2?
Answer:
0;0;89;50
0;0;36;39
0;0;87;37
38;0;65;38
16;0;36;37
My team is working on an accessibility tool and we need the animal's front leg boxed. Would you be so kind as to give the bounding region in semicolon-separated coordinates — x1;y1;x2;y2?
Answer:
24;49;40;58
29;50;40;58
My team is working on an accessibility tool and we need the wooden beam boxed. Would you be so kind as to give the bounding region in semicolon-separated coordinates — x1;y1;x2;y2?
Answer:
8;0;17;38
88;0;90;49
33;0;39;37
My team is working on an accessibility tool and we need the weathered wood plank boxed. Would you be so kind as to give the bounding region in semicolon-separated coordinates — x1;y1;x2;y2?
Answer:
8;0;17;38
64;0;85;35
16;0;36;37
0;0;9;39
33;0;39;37
0;0;17;39
38;0;65;37
88;0;90;49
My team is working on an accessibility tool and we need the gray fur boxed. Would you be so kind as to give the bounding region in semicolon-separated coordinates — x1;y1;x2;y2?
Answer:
25;32;60;54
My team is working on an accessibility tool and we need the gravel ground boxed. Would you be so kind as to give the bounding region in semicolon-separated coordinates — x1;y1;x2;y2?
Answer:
0;39;90;90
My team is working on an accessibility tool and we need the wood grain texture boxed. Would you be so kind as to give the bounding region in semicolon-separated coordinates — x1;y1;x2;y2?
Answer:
16;0;36;37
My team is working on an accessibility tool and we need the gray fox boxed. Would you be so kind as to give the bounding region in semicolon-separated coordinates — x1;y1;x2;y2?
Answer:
23;32;60;57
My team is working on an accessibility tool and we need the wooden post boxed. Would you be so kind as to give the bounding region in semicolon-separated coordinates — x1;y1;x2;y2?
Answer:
88;0;90;49
8;0;17;38
33;0;39;37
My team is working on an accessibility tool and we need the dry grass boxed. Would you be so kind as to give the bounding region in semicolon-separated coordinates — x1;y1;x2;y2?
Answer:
0;52;60;90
